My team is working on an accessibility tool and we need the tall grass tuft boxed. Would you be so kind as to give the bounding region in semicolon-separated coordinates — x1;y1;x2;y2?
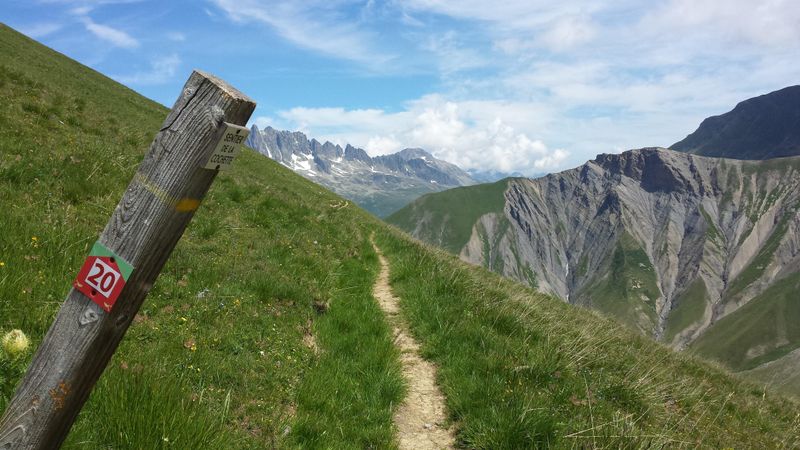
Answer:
64;365;239;449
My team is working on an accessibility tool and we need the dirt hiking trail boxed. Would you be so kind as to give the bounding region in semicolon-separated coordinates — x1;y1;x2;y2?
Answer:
371;240;455;450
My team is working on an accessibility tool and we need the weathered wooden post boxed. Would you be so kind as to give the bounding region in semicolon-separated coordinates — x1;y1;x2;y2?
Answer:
0;70;255;449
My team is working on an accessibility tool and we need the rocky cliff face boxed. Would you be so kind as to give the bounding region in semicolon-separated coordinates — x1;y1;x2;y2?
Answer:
390;148;800;381
247;125;474;217
671;85;800;159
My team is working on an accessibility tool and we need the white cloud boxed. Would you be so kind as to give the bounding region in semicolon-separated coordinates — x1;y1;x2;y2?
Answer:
402;0;601;29
43;0;148;17
255;96;569;175
425;113;566;174
209;0;394;69
70;6;92;15
249;1;798;173
166;31;186;42
641;0;800;48
422;31;488;74
537;14;596;51
115;54;181;85
19;23;63;38
366;135;403;154
81;17;139;48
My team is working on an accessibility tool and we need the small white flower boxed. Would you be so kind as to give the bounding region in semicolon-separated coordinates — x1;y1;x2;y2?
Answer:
2;329;30;357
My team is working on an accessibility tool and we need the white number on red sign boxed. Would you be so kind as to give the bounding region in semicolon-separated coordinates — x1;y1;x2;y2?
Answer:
84;259;120;298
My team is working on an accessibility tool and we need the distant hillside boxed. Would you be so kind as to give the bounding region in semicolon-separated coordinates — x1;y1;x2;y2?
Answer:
389;148;800;395
3;24;800;448
671;85;800;159
247;125;474;217
466;168;526;183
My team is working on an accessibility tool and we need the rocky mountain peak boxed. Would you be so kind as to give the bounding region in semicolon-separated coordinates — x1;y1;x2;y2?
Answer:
592;148;716;195
310;139;343;160
344;144;371;163
396;148;433;161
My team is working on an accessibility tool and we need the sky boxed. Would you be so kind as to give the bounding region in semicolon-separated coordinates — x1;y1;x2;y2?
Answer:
4;0;799;175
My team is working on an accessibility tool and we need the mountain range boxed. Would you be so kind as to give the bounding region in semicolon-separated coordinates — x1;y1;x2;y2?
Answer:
389;87;800;396
671;85;800;159
246;125;474;217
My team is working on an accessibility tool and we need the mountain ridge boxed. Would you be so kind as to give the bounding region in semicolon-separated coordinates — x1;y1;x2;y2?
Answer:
247;125;474;217
671;85;800;159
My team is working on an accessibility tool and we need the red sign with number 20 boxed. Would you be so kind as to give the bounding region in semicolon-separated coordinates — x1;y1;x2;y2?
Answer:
74;250;128;312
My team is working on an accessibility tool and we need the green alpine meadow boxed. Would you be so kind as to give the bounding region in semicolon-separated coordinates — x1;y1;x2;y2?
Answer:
2;19;800;450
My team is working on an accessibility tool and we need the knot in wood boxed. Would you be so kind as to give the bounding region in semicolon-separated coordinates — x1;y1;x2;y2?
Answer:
209;105;225;125
79;306;100;327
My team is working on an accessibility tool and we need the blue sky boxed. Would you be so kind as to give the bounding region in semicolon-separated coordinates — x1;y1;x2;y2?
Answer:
4;0;799;175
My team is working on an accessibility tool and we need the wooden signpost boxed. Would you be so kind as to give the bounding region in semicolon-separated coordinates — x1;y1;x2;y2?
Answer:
0;71;255;449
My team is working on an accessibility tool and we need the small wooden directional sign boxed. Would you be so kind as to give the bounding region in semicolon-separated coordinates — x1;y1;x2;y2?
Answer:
205;123;249;170
73;241;133;312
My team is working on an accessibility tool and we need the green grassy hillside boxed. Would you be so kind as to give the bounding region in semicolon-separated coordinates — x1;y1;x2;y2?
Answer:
691;273;800;371
578;232;661;335
0;24;402;448
386;179;510;253
2;24;800;448
351;183;439;219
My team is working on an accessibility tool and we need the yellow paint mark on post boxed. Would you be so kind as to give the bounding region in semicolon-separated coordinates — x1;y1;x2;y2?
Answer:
134;173;200;213
175;198;201;212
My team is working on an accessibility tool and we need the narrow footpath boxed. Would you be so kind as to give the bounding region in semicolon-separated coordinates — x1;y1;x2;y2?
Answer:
371;240;455;450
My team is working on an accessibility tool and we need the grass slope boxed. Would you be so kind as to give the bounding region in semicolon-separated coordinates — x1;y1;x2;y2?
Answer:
2;24;800;448
386;179;509;253
0;24;403;448
742;348;800;399
664;278;708;342
691;273;800;372
725;207;792;299
351;183;438;219
376;230;800;448
579;233;660;335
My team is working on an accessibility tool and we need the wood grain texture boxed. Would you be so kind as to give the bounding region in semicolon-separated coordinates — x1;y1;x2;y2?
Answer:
0;70;255;449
